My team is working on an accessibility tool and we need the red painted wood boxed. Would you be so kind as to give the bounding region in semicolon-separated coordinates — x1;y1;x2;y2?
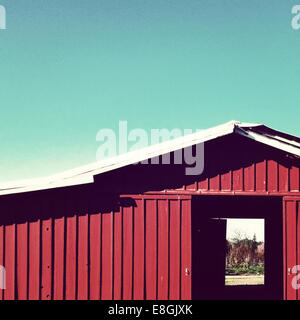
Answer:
198;178;209;191
133;199;144;300
29;219;40;300
145;199;157;300
123;206;133;300
65;214;76;300
157;200;169;300
244;164;255;192
16;222;28;300
268;160;278;192
181;200;191;300
113;208;122;300
41;218;52;300
220;171;232;191
285;200;297;300
89;213;101;300
256;160;267;192
283;200;287;300
4;223;15;300
279;164;289;192
77;214;88;300
101;212;113;300
209;175;220;192
209;152;220;191
169;200;180;300
290;166;300;192
233;168;243;191
53;216;65;300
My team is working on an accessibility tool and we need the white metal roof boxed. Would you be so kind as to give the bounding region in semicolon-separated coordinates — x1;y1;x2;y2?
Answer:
0;120;299;196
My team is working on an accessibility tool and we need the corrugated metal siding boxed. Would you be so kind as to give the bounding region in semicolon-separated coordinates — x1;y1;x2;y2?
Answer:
193;158;300;194
283;197;300;300
0;194;191;300
184;136;300;194
92;135;300;196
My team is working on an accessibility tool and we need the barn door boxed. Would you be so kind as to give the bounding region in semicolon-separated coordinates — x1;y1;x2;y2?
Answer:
283;197;300;300
192;218;227;299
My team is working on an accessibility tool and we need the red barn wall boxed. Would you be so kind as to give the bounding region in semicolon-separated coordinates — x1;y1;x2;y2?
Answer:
0;190;192;300
0;133;300;300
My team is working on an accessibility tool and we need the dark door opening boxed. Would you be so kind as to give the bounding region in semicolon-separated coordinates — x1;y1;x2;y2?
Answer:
192;196;283;300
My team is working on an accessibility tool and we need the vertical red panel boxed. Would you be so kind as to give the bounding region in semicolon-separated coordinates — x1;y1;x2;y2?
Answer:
77;214;88;300
181;200;191;300
89;213;101;300
41;218;52;300
16;222;28;300
198;177;209;191
113;208;122;300
28;219;40;300
220;171;231;191
123;206;133;300
65;215;76;300
133;199;144;300
101;212;113;300
220;149;232;191
209;175;220;191
209;152;220;191
279;164;289;192
283;200;287;300
268;160;278;192
145;199;157;300
233;169;243;191
169;200;180;300
0;224;3;300
256;160;267;191
157;200;169;300
290;166;300;192
4;223;15;300
53;216;65;300
244;164;255;191
285;201;297;300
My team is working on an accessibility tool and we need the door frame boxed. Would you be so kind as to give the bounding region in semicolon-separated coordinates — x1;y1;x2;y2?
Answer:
283;196;300;300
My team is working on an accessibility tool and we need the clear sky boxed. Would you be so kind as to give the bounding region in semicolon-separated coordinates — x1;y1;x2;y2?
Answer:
1;0;300;181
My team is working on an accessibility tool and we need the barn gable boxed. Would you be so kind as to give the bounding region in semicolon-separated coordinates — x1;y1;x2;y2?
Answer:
89;133;300;196
1;120;299;196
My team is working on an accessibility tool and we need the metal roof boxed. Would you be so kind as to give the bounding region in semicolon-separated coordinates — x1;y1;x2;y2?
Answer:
1;120;299;196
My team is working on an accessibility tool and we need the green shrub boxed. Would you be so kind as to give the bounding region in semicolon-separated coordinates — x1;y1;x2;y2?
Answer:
226;266;264;275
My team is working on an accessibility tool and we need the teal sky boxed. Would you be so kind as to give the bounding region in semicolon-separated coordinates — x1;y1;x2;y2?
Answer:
1;0;300;181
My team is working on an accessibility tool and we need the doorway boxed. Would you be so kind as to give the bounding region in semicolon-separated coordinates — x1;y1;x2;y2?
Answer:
192;196;283;300
225;219;264;287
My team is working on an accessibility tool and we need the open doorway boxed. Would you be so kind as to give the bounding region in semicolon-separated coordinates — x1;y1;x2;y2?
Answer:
225;219;265;287
192;196;283;300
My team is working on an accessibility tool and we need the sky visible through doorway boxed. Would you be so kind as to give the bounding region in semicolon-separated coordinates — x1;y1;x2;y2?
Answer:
226;219;264;242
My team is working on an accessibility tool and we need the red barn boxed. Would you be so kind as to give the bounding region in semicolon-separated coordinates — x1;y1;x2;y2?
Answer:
0;121;299;300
